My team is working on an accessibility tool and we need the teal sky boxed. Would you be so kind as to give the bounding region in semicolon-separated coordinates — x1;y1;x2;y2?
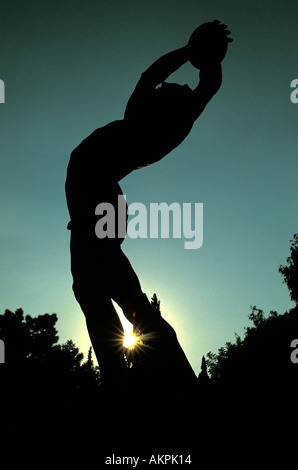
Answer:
1;0;297;375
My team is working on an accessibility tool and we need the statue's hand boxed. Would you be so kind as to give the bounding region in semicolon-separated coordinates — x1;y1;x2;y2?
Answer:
188;20;233;69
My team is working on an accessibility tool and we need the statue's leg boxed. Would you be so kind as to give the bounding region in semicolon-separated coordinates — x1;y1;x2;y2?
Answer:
79;296;127;389
70;232;129;389
106;248;197;390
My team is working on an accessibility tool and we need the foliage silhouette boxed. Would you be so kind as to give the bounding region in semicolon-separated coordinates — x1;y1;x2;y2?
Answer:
203;234;298;448
197;355;211;389
0;308;100;448
279;233;298;304
0;308;100;384
150;293;161;314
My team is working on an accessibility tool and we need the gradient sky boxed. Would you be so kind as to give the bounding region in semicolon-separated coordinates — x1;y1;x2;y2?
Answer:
1;0;297;375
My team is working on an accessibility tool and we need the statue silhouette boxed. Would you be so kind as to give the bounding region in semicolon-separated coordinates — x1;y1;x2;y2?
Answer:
65;21;232;391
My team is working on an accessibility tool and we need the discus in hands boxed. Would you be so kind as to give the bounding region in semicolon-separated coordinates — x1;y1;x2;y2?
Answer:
188;19;233;69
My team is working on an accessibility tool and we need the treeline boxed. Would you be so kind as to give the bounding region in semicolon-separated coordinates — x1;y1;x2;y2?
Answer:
0;308;102;448
198;234;298;448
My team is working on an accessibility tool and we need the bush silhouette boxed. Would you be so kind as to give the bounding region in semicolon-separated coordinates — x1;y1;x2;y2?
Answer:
203;235;298;448
0;308;100;448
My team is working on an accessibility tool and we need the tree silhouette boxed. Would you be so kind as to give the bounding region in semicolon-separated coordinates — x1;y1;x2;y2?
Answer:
206;236;298;389
204;234;298;447
0;307;101;448
279;233;298;304
198;355;211;387
150;293;161;314
0;308;99;383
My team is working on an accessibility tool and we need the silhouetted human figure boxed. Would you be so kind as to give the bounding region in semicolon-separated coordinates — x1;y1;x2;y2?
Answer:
65;21;232;390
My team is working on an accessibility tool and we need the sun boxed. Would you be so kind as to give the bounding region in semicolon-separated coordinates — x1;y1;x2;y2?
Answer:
123;331;139;350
